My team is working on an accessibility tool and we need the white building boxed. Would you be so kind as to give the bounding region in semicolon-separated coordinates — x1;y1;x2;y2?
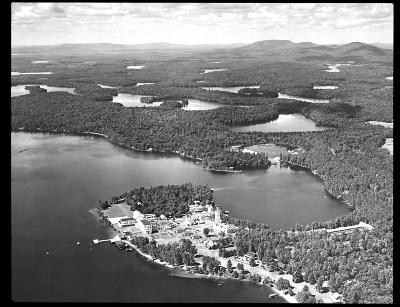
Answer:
118;217;136;227
215;207;222;223
137;219;153;234
132;210;144;220
143;213;156;220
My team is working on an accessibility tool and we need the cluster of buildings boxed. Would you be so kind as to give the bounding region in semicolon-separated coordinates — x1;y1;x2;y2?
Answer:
110;200;232;239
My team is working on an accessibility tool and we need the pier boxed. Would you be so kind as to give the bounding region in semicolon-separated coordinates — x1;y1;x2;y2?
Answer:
93;235;121;244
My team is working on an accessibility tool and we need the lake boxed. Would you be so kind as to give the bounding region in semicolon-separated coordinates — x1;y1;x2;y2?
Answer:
127;65;145;69
201;85;259;93
231;114;327;133
113;94;223;110
97;84;118;89
136;82;155;86
366;121;393;129
382;138;393;155
386;76;393;80
12;72;53;75
313;85;338;90
32;61;50;64
278;93;330;104
201;69;228;74
11;132;348;302
324;63;352;73
11;85;76;97
11;132;349;301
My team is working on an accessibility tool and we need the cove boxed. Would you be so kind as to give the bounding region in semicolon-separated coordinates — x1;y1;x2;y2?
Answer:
113;94;223;110
201;85;259;93
231;114;327;133
11;85;76;97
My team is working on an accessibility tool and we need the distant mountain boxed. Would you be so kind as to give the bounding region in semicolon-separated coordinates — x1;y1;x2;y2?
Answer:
371;43;393;50
11;42;248;55
232;39;392;62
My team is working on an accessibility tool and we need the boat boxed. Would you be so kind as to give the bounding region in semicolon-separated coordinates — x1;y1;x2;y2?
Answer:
269;293;278;299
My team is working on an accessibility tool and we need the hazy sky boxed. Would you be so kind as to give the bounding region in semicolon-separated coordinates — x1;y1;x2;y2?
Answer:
11;3;393;46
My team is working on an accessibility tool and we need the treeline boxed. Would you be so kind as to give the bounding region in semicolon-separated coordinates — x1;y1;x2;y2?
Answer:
119;183;213;218
131;237;198;266
74;83;118;101
11;92;275;170
232;224;392;303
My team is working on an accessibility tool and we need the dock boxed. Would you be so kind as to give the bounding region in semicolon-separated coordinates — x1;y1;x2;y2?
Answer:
93;235;121;244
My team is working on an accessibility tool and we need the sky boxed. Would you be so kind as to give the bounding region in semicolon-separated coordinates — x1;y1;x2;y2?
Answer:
11;3;393;46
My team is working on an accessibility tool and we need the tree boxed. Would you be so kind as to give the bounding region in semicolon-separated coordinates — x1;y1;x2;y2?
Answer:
329;275;336;292
225;259;232;272
316;276;324;292
237;262;244;272
308;272;317;285
249;258;257;267
203;228;210;237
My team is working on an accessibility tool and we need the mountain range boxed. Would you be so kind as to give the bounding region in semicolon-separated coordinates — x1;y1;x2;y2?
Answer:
11;40;393;63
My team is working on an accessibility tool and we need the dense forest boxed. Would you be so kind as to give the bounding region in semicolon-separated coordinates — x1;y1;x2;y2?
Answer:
106;183;392;303
120;183;213;218
11;42;392;303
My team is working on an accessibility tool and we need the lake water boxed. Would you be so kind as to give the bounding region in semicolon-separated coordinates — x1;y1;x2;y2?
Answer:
366;121;393;129
113;94;223;110
112;94;163;107
278;93;330;104
32;61;50;64
127;65;145;70
231;114;327;133
97;84;118;89
12;72;53;75
11;85;76;97
182;99;222;110
324;63;352;73
313;85;338;90
382;138;393;155
136;83;155;86
386;76;393;80
12;132;347;302
201;85;259;93
201;69;228;74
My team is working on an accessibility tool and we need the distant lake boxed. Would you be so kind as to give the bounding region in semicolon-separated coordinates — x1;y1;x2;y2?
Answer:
278;93;330;104
136;82;155;86
11;85;75;97
231;114;327;133
386;76;393;80
182;99;222;110
313;85;338;90
12;72;53;75
113;94;223;110
201;69;228;74
127;65;145;70
97;84;118;89
324;63;352;73
382;138;393;155
11;132;348;301
32;61;50;64
112;94;163;107
201;85;259;93
367;121;393;129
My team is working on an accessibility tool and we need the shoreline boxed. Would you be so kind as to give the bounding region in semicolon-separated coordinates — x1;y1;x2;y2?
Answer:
120;238;295;303
12;129;350;211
